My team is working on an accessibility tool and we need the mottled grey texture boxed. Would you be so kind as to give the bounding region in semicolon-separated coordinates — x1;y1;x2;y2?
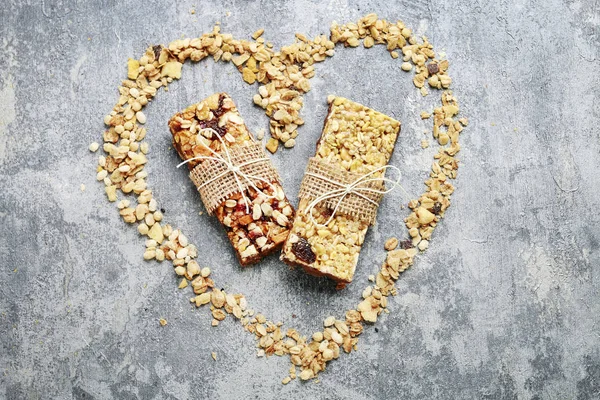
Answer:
0;0;599;399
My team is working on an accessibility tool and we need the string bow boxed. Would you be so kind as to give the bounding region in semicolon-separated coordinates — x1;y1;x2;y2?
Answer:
177;128;277;213
304;163;405;227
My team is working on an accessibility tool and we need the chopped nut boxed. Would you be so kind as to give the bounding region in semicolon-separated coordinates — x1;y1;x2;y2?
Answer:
159;318;167;326
161;61;183;79
127;58;140;79
265;138;279;153
147;223;164;243
384;237;398;251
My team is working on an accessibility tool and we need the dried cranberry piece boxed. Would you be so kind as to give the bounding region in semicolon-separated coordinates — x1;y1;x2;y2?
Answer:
212;94;227;119
291;237;316;264
427;62;439;75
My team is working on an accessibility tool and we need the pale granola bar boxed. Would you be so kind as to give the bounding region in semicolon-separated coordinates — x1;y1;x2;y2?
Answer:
169;93;294;266
281;96;401;288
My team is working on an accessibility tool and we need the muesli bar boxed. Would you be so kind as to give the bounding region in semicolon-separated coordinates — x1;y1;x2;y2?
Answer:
169;93;294;265
281;96;401;288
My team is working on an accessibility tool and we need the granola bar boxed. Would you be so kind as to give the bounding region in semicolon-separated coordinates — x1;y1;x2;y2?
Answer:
169;93;294;266
281;96;401;288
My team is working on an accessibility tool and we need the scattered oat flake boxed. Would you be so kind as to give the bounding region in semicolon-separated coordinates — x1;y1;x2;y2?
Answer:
80;184;86;192
159;318;167;326
421;139;429;149
211;352;217;361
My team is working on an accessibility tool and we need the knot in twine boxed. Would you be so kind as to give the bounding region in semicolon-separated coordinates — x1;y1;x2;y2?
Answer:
177;128;277;214
302;158;406;227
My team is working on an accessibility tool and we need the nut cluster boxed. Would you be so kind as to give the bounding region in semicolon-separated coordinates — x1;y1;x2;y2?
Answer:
95;12;466;384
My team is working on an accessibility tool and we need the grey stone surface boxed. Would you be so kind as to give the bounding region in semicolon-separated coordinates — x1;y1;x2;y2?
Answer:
1;0;599;398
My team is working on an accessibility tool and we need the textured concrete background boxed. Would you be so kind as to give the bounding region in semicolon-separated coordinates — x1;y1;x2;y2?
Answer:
1;0;599;399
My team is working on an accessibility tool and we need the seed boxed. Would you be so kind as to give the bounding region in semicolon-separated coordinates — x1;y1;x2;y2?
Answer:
136;111;147;124
225;199;237;208
260;203;273;217
143;250;156;260
137;223;149;235
252;203;262;220
88;142;99;152
284;139;295;148
96;170;108;181
331;331;343;345
401;62;412;71
178;234;189;247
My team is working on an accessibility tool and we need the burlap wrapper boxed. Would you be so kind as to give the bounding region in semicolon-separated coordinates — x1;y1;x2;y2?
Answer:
189;142;281;215
298;157;385;225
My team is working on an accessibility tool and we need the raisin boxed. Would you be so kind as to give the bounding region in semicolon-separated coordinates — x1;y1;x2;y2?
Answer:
212;94;227;119
198;119;226;137
152;45;163;61
432;202;442;214
427;62;439;75
321;207;333;219
399;239;413;249
291;237;316;264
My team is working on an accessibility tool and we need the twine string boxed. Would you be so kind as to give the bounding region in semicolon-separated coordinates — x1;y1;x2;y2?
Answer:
177;128;277;213
304;164;404;227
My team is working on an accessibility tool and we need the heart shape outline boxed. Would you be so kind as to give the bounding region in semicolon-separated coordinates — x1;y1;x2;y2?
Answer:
98;13;466;382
